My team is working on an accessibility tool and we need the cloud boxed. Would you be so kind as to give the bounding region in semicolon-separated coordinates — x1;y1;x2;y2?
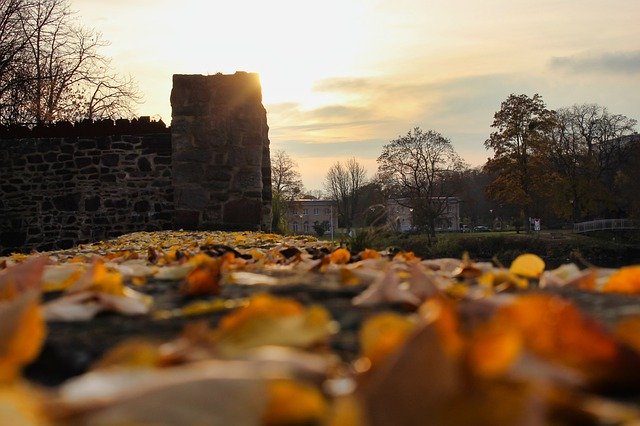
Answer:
550;50;640;75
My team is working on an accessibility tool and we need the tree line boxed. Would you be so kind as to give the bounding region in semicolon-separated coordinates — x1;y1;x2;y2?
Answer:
272;94;638;236
0;0;141;125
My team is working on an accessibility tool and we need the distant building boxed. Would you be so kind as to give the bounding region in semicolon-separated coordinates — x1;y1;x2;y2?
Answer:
386;197;461;232
285;199;338;235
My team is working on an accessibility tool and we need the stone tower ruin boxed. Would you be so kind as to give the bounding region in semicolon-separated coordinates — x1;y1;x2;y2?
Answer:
170;72;272;231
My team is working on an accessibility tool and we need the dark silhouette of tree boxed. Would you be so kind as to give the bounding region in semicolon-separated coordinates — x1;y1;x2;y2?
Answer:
271;149;304;233
377;127;464;237
484;94;557;232
0;0;141;125
549;104;637;221
324;158;367;230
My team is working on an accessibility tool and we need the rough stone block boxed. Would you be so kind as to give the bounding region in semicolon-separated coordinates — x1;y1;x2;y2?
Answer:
101;153;119;167
52;193;81;211
175;187;209;210
222;198;262;225
173;209;200;229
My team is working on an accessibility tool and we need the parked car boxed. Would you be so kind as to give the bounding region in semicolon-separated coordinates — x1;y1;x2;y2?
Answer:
461;225;471;233
473;225;490;232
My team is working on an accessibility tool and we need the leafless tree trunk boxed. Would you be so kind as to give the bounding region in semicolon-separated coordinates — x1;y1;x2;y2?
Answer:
324;157;367;230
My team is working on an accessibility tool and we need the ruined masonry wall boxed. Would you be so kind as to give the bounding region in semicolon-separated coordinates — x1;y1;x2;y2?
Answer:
1;72;273;254
0;133;173;254
171;72;272;231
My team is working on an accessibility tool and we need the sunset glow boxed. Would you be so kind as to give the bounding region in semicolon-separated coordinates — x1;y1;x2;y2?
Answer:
74;0;640;190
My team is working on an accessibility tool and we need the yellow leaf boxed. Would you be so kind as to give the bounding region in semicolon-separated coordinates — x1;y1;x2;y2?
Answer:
0;383;48;426
263;379;327;426
509;253;545;278
213;294;333;357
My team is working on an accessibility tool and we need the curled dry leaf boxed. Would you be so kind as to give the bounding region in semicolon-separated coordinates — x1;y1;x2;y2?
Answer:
0;256;48;299
43;288;152;321
53;362;269;425
42;263;85;293
352;268;421;307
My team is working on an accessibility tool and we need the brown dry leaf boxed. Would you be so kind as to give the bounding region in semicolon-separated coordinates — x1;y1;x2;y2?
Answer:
614;315;640;353
43;288;151;321
53;362;269;425
0;256;48;299
0;290;46;383
42;263;85;293
538;264;596;290
358;323;462;425
352;268;421;307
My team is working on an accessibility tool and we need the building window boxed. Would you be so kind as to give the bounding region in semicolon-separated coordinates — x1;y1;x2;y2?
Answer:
303;208;309;215
313;208;319;215
304;221;309;232
293;222;298;232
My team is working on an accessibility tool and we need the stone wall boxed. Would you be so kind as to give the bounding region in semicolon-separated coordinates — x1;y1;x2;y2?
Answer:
0;71;273;254
0;125;173;254
171;72;272;231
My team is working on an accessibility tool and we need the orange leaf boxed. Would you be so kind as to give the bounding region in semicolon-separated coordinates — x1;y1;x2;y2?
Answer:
263;379;328;426
359;313;416;368
603;266;640;294
496;294;618;371
329;248;351;264
466;321;523;378
0;291;46;383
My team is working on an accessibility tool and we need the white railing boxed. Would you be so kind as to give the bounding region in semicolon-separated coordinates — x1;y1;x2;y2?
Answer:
573;219;638;233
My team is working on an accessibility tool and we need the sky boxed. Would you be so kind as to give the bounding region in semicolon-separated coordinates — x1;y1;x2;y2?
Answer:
72;0;640;191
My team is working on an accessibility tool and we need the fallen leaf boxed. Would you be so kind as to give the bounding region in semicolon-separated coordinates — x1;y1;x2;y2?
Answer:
603;265;640;294
263;379;328;426
509;253;545;279
0;291;46;383
359;312;417;368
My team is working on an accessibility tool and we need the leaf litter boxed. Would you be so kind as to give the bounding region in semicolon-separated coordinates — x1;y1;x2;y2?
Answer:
0;230;640;424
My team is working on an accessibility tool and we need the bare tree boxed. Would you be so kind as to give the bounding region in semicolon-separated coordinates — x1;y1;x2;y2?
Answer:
324;157;367;230
378;127;464;236
0;0;141;125
271;149;304;233
549;103;637;220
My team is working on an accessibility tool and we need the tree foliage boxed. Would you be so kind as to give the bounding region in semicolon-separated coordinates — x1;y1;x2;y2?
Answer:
377;127;464;236
0;0;141;125
323;158;367;230
484;94;558;231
